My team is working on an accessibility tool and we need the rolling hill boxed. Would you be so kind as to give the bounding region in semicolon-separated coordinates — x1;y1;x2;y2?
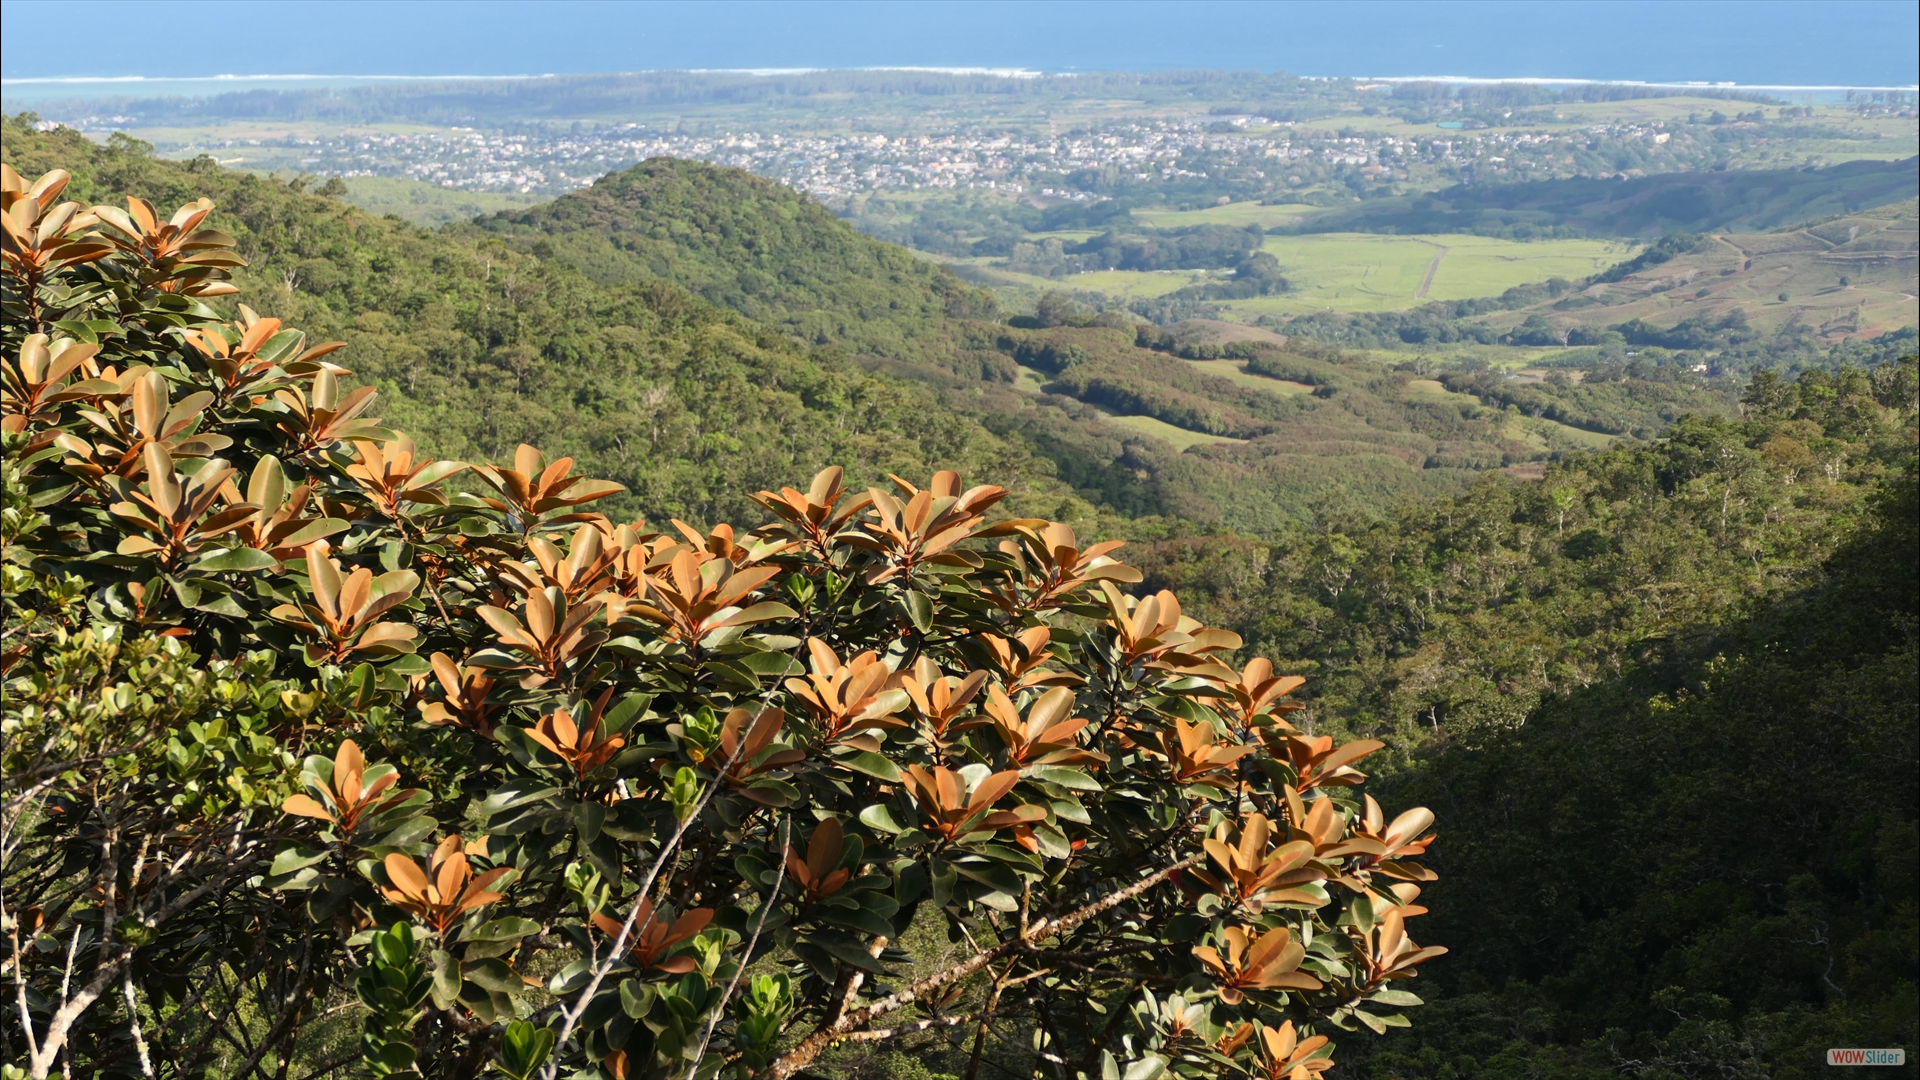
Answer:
464;158;997;366
1286;157;1919;238
443;157;1751;528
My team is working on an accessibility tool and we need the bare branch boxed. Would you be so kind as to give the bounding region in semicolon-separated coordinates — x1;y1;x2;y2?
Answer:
763;853;1200;1080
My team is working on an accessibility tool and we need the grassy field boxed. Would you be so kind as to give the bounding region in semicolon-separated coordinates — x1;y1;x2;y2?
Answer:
1480;201;1919;340
340;177;550;226
1182;358;1315;393
1405;378;1619;451
963;233;1636;315
1101;413;1246;449
1131;202;1324;229
1237;233;1635;314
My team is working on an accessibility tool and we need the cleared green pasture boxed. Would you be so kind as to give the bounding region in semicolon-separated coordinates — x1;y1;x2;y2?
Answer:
1225;233;1635;314
1519;415;1618;450
977;233;1634;314
1183;358;1314;393
1101;413;1246;449
1035;267;1201;298
1404;378;1471;401
1132;202;1323;229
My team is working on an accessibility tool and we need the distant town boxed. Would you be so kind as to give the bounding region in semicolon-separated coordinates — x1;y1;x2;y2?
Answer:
67;114;1712;199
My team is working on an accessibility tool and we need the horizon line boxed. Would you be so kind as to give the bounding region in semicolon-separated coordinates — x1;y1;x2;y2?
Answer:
2;70;1915;93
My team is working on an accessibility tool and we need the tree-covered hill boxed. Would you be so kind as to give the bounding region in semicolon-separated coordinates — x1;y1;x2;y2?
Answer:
1138;361;1919;1078
1287;157;1919;239
466;157;998;364
0;118;1098;530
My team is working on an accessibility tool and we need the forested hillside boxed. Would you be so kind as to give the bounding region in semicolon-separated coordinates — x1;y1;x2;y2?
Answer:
5;124;1603;533
1139;362;1919;1079
446;153;1744;530
467;158;997;364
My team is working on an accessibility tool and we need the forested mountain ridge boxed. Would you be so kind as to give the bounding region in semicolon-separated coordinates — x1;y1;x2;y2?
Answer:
0;118;1104;531
1138;361;1919;1079
466;157;998;364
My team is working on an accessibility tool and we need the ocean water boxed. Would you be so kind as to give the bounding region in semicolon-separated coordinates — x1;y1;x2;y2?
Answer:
2;0;1914;99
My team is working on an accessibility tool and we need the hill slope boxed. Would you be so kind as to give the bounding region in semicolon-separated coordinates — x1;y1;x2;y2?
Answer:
466;158;997;364
5;128;1760;534
454;158;1756;529
1291;157;1919;238
1140;367;1919;1077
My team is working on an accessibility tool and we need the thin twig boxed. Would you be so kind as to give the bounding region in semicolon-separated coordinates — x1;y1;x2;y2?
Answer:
765;853;1201;1080
684;815;791;1079
121;969;156;1078
543;680;787;1077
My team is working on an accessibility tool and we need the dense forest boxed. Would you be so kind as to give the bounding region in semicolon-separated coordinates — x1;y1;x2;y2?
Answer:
1135;365;1919;1078
465;159;999;364
2;111;1915;1080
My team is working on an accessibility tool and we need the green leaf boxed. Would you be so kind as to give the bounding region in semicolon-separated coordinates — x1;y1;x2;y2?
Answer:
1123;1055;1170;1080
461;957;524;994
1030;822;1072;860
194;546;278;572
275;520;350;553
190;591;249;617
821;907;895;938
465;917;541;943
383;652;431;677
268;845;330;876
1370;988;1424;1007
498;1019;555;1078
430;949;460;1010
899;590;933;633
950;857;1021;895
741;779;798;807
734;650;803;677
716;601;798;628
620;978;657;1019
1351;1008;1389;1034
1026;766;1102;791
574;801;606;845
858;803;904;834
604;692;653;732
837;751;902;782
1049;798;1091;824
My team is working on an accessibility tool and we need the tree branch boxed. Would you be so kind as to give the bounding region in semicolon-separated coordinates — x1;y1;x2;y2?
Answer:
762;853;1199;1080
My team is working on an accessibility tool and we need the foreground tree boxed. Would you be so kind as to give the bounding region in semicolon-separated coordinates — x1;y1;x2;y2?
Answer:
1;164;1443;1079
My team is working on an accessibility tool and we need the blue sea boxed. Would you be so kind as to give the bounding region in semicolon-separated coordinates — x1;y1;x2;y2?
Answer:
2;0;1914;101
